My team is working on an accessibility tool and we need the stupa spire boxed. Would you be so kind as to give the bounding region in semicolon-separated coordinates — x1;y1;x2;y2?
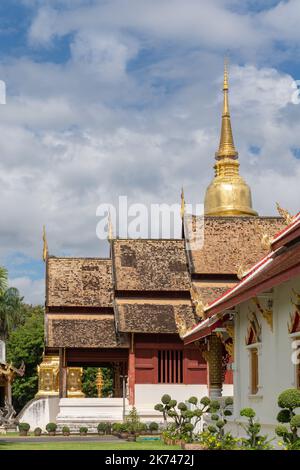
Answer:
203;60;258;217
215;59;238;160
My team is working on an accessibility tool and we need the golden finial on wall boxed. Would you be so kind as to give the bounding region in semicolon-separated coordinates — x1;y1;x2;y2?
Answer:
276;203;294;225
107;211;114;242
42;225;48;262
180;187;185;219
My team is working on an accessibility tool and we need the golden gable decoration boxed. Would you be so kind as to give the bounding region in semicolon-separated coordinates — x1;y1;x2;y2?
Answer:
252;297;273;331
288;289;300;334
245;311;262;345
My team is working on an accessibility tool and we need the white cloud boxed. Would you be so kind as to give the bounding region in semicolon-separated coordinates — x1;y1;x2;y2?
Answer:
1;1;300;305
9;277;45;306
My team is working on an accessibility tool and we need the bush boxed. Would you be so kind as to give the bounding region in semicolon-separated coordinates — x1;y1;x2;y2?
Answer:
240;408;255;419
290;415;300;428
277;409;291;423
46;423;57;433
275;388;300;449
155;394;211;443
203;398;232;442
79;426;88;434
188;396;198;406
34;427;42;436
112;423;122;433
18;422;30;432
138;422;148;433
278;389;300;410
97;422;106;433
104;422;112;434
275;425;289;437
125;407;141;435
161;394;171;404
62;426;70;435
149;422;159;432
198;431;239;450
119;423;129;433
97;422;111;434
239;408;272;449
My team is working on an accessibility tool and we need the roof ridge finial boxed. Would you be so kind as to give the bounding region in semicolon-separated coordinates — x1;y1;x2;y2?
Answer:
42;225;48;262
180;187;185;219
107;210;114;242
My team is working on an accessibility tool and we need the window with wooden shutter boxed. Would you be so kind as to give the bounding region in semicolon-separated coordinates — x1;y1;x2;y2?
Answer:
158;350;183;384
250;348;259;395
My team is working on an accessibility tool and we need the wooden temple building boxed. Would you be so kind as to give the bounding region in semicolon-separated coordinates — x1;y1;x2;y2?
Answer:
31;64;285;425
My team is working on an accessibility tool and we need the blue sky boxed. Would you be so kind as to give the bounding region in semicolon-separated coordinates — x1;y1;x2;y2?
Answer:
0;0;300;304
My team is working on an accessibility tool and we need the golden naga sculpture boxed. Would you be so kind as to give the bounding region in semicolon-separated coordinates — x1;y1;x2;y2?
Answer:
190;285;208;319
204;60;257;217
276;203;294;225
237;264;247;280
261;232;272;251
175;312;190;338
0;361;25;381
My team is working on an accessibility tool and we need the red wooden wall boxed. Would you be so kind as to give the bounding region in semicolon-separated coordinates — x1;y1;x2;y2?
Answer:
134;334;207;385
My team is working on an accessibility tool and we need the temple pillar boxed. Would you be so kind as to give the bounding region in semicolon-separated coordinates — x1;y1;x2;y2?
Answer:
113;363;122;398
59;348;67;399
207;334;223;399
128;334;135;405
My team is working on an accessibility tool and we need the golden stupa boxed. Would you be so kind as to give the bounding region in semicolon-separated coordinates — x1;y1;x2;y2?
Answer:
204;61;257;217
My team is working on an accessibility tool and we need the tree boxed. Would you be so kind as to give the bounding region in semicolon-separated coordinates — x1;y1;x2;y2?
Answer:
0;265;24;340
6;305;44;412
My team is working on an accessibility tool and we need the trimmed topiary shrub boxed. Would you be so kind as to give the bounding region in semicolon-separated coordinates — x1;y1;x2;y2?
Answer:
275;388;300;449
137;422;148;434
18;423;30;436
239;408;272;449
97;422;106;434
62;426;70;436
149;422;159;433
79;426;88;435
34;427;42;436
46;423;57;435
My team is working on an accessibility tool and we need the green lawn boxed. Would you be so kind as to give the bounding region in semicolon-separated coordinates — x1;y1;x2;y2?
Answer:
0;439;180;451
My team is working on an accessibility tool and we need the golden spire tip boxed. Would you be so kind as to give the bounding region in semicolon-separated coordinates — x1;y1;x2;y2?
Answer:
42;225;48;262
180;187;185;219
223;57;229;91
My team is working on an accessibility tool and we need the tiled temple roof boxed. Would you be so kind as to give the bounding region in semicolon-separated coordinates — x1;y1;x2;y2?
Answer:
112;239;190;291
47;257;113;308
46;314;129;348
191;283;232;306
186;216;285;275
115;299;195;334
44;216;285;348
